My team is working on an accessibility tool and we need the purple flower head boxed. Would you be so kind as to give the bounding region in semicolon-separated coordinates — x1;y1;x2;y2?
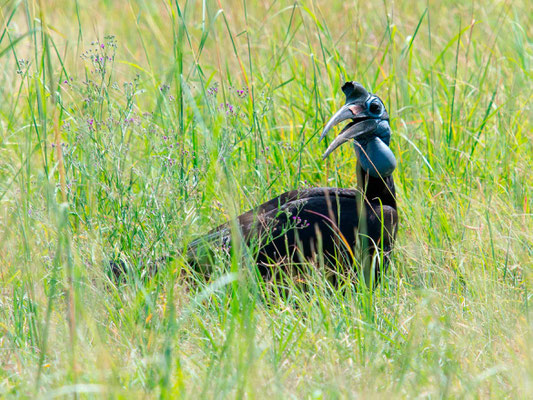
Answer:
207;84;218;96
100;44;105;49
219;102;236;115
166;156;176;167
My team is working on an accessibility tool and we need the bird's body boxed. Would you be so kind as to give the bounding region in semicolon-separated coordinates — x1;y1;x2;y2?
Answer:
190;167;396;280
188;81;399;282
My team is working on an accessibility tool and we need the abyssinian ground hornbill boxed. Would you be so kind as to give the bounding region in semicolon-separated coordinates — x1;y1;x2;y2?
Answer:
187;81;398;283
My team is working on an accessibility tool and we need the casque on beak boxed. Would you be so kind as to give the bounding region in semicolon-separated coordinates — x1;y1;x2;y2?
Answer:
320;82;397;178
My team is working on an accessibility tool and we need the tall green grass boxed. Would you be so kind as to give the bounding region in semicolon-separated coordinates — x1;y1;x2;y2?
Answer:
0;0;531;397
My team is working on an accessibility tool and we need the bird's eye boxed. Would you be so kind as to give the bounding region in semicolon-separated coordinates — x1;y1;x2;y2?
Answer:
368;98;382;116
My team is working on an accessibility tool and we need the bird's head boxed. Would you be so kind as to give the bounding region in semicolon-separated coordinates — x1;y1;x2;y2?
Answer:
320;81;396;178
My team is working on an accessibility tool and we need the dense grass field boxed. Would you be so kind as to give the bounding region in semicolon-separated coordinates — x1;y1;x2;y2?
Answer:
1;0;531;397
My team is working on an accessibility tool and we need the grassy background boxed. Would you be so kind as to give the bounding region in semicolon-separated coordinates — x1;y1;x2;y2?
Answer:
1;0;531;397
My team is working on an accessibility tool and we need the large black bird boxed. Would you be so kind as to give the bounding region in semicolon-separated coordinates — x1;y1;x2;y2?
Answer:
189;82;398;282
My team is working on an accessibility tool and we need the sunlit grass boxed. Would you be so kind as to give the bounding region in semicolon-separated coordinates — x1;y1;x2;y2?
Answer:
0;0;531;398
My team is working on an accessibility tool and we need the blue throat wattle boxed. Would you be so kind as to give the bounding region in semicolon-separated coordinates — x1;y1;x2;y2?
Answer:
354;120;396;178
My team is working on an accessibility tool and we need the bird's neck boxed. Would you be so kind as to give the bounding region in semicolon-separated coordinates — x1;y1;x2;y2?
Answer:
356;163;396;208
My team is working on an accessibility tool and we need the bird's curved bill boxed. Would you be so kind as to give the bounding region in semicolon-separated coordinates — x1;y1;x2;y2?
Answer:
320;111;397;177
319;104;363;142
321;119;378;160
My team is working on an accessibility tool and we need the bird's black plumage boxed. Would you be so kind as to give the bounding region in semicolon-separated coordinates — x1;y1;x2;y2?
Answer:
188;82;398;282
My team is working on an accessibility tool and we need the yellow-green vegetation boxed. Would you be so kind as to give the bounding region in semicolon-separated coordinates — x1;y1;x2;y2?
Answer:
1;0;531;398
